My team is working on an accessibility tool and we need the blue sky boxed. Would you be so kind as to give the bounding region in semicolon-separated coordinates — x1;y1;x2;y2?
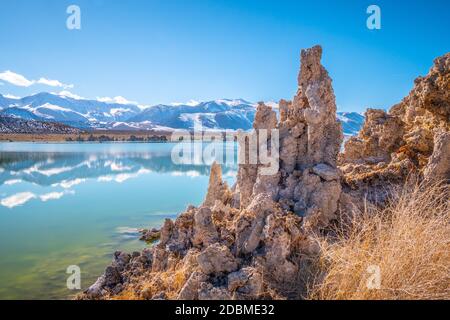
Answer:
0;0;448;112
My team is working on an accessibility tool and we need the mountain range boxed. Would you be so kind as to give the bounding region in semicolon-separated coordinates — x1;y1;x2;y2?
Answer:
0;93;364;135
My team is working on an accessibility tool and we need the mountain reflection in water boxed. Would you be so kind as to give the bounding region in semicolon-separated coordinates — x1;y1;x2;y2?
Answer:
0;142;236;299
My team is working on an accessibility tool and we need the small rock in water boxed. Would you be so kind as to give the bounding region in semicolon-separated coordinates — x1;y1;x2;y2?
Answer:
139;228;161;243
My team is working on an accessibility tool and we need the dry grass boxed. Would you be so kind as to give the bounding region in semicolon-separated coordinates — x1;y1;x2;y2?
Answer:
113;267;187;300
308;180;450;300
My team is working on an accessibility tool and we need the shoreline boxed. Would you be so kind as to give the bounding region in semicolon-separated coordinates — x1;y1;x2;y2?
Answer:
0;131;172;143
0;130;240;143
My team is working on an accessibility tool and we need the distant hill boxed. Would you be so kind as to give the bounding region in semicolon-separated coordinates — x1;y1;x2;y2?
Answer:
0;115;81;134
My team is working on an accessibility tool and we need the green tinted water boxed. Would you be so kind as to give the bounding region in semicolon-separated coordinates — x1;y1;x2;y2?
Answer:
0;142;236;299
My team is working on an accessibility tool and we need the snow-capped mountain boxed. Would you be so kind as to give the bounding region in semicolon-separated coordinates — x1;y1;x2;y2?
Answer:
0;92;141;128
128;99;255;130
0;93;364;135
337;112;365;136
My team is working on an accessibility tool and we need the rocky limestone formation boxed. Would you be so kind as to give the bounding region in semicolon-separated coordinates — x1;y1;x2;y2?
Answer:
227;267;264;300
235;102;279;208
197;243;239;275
423;131;450;181
79;45;345;301
340;52;449;198
234;45;343;229
341;109;405;165
79;45;343;301
203;162;231;207
80;48;448;301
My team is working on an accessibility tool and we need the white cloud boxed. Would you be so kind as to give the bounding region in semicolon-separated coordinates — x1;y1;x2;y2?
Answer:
97;168;151;183
0;70;73;89
37;77;73;89
97;175;114;182
0;70;34;87
4;179;22;185
3;94;20;99
171;170;201;178
40;192;64;202
39;190;74;202
1;192;36;208
110;162;132;172
24;165;74;176
57;90;84;100
171;100;200;107
97;96;137;105
58;178;86;189
115;169;151;183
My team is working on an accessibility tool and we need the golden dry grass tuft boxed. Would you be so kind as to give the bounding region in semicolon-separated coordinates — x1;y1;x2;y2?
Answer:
308;181;450;300
112;268;187;300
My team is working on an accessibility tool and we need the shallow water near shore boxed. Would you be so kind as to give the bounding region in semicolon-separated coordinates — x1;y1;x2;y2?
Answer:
0;142;237;299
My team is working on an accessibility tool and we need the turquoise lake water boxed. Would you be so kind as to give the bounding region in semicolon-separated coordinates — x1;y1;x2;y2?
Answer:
0;142;237;299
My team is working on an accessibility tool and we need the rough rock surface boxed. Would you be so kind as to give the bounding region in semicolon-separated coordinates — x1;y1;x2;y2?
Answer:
203;162;231;207
340;52;449;200
79;45;343;300
139;228;160;243
423;131;450;181
234;45;343;229
197;243;239;275
79;48;449;301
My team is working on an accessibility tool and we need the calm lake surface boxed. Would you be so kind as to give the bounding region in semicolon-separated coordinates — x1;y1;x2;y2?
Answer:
0;142;237;299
